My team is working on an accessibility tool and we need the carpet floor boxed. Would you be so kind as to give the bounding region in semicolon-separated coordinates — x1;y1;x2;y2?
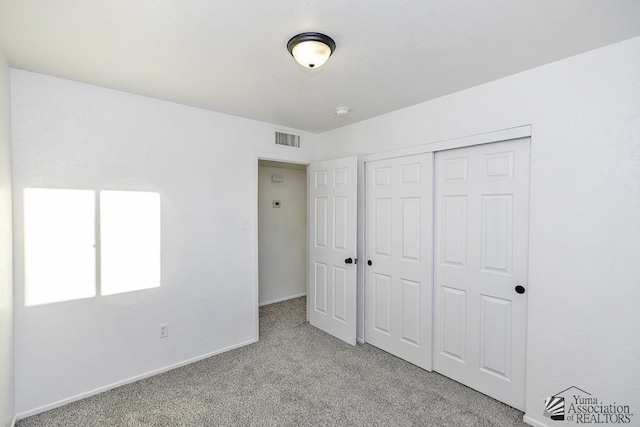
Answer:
17;297;527;426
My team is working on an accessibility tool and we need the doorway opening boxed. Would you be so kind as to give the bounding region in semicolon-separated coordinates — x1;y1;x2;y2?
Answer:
257;160;308;314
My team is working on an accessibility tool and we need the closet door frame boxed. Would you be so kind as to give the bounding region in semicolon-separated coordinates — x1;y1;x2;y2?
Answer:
361;125;532;370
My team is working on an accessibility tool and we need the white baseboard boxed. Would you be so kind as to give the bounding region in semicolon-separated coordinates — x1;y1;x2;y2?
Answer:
356;336;365;344
16;338;256;420
10;415;16;427
259;292;306;307
523;414;549;427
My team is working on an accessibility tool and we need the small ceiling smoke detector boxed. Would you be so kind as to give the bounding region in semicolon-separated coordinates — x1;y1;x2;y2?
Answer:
334;107;350;116
287;32;336;69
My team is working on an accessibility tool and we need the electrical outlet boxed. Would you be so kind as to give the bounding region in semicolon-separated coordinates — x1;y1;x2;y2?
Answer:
159;323;169;338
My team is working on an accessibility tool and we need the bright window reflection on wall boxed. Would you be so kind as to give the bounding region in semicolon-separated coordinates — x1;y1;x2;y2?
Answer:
23;188;162;306
100;191;161;296
24;188;96;306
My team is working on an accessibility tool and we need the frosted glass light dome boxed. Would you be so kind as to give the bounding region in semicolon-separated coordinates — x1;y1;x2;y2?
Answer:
287;32;336;69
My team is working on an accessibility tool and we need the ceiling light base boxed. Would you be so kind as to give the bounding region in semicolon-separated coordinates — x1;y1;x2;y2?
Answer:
335;107;350;116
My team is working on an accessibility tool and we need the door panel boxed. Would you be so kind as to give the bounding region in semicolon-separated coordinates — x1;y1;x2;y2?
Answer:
480;295;511;378
434;138;530;410
333;197;348;250
441;286;466;362
365;153;433;370
374;273;391;334
482;195;513;273
314;262;327;313
314;198;327;247
308;157;357;345
333;266;347;321
442;196;467;266
374;198;392;256
401;198;421;260
401;279;420;345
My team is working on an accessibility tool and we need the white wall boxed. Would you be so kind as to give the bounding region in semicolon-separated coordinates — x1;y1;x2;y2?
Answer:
317;36;640;426
0;51;14;427
11;70;318;415
258;164;307;305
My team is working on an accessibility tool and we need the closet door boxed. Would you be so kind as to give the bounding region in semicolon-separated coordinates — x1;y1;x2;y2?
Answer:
365;153;433;370
433;138;530;410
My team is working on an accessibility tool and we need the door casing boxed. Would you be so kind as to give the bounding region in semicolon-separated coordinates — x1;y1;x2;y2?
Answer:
254;153;311;341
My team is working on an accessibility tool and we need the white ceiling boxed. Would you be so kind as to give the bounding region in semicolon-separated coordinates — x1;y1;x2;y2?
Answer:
1;1;639;133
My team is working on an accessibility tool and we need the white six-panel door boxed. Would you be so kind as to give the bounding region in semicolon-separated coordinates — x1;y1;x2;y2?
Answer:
365;153;433;369
308;157;358;346
433;138;530;410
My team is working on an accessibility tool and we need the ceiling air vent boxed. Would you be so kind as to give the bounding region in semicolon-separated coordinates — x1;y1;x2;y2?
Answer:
275;131;301;148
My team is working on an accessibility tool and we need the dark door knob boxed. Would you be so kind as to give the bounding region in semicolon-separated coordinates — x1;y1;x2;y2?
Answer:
345;258;353;264
515;285;526;294
367;260;372;266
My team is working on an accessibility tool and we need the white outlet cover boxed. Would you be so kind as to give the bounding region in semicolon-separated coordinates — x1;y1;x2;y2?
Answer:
159;323;169;338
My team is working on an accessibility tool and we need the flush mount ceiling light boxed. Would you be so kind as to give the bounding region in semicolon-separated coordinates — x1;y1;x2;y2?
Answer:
287;32;336;69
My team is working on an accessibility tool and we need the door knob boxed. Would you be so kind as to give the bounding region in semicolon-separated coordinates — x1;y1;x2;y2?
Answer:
515;285;526;294
367;260;372;266
345;258;353;264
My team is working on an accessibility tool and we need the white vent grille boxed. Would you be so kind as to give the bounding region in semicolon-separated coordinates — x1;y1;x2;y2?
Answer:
275;131;301;148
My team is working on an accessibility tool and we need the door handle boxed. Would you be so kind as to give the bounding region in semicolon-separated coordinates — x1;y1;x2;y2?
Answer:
515;285;526;294
367;260;372;266
345;258;353;264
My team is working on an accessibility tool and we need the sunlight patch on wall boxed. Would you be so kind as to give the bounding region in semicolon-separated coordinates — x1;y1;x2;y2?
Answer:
24;188;162;306
24;188;96;306
100;191;161;296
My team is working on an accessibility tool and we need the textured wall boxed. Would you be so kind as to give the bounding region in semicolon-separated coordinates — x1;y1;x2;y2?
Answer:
0;50;14;427
317;36;640;426
11;70;317;415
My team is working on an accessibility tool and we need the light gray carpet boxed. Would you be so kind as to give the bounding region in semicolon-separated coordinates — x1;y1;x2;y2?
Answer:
18;297;527;426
